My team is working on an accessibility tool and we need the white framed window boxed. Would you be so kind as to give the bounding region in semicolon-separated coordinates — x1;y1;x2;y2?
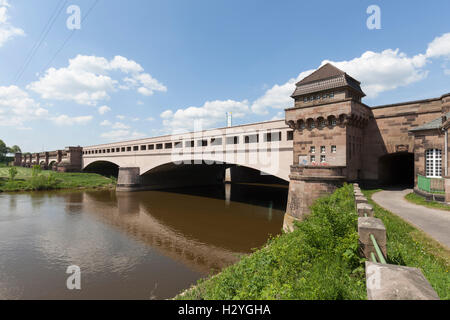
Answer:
310;155;316;163
321;146;326;154
320;155;326;163
331;145;337;153
426;149;442;178
310;146;316;153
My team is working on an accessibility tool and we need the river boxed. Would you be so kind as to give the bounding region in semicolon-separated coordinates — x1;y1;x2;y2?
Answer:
0;183;287;299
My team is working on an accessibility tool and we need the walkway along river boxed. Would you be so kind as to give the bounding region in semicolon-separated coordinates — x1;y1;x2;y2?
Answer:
0;183;287;299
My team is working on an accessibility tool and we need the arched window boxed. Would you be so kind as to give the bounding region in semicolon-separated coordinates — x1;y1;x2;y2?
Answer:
425;149;442;178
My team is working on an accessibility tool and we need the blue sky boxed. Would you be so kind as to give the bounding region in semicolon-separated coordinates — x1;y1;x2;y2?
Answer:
0;0;449;152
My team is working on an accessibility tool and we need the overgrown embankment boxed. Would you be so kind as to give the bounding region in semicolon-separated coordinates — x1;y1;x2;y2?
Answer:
363;189;450;300
176;184;366;300
0;166;116;192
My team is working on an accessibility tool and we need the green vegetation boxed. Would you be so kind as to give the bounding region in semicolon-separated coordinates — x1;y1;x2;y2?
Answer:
177;184;366;300
363;189;450;299
0;139;21;163
0;166;116;192
405;192;450;212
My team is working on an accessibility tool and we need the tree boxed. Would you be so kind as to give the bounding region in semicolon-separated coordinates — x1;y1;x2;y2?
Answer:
0;139;7;162
9;145;21;154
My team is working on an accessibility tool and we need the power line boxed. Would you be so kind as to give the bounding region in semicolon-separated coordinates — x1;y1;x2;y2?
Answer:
40;0;100;75
12;0;68;84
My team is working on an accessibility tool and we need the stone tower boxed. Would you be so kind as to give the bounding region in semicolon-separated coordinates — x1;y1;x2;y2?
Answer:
283;63;371;230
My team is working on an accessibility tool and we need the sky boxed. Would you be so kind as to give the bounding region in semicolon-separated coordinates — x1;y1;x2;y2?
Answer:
0;0;449;153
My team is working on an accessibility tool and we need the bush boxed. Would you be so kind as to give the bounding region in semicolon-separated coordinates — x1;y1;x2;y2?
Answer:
8;167;18;181
31;165;41;178
178;184;366;300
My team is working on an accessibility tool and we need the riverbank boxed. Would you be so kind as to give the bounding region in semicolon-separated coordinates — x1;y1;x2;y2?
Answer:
0;166;116;192
364;189;449;299
176;184;367;300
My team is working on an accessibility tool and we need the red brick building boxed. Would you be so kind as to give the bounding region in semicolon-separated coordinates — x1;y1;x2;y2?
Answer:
284;63;450;222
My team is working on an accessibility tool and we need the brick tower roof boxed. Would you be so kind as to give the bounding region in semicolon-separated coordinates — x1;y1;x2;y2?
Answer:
291;63;366;98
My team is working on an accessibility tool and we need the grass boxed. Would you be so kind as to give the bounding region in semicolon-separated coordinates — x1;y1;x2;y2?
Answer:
363;189;450;300
176;184;367;300
0;166;116;192
405;192;450;212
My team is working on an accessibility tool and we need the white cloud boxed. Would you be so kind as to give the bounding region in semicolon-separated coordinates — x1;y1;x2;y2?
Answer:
98;105;111;115
251;70;314;115
0;85;47;126
50;115;93;126
426;33;450;58
146;117;155;121
100;120;111;126
325;49;428;98
116;115;125;120
28;55;167;105
111;122;130;129
0;1;25;48
100;130;146;141
161;99;249;133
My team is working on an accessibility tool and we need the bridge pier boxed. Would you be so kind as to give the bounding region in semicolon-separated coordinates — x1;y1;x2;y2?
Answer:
116;167;142;192
283;165;346;232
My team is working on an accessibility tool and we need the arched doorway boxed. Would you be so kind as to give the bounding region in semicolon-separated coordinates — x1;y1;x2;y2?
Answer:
378;152;414;187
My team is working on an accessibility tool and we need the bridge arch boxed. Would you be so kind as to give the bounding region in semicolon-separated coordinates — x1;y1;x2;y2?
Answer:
83;160;120;177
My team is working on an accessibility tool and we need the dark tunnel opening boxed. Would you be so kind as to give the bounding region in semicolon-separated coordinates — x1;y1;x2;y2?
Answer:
378;152;414;187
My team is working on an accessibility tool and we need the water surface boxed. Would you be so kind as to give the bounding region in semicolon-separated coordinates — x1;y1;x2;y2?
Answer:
0;184;286;299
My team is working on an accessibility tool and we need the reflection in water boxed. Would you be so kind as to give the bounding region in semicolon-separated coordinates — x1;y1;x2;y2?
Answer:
0;184;286;299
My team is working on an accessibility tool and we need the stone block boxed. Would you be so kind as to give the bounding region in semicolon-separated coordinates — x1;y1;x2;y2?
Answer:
365;261;439;300
358;217;386;258
355;195;368;205
357;203;374;217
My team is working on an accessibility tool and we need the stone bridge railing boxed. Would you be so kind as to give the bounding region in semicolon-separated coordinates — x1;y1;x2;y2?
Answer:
353;184;439;300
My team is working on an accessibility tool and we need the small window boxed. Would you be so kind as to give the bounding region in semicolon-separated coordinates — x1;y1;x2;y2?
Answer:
264;132;281;142
330;117;337;127
210;138;222;146
111;149;115;153
185;141;194;148
174;142;182;148
310;155;316;163
156;144;163;150
165;143;172;149
133;146;139;151
321;146;326;154
127;147;132;152
149;144;154;150
244;134;259;144
331;145;337;153
310;146;315;154
116;148;120;152
226;136;239;145
197;140;208;147
121;147;125;152
287;131;294;141
303;97;308;102
318;119;326;129
329;92;334;98
141;145;147;151
320;155;326;163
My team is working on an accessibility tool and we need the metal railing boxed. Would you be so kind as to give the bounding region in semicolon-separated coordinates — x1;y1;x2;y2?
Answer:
370;234;387;264
417;175;445;194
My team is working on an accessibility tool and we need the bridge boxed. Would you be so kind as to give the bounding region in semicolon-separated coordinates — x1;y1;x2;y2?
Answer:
82;120;293;191
12;63;450;230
